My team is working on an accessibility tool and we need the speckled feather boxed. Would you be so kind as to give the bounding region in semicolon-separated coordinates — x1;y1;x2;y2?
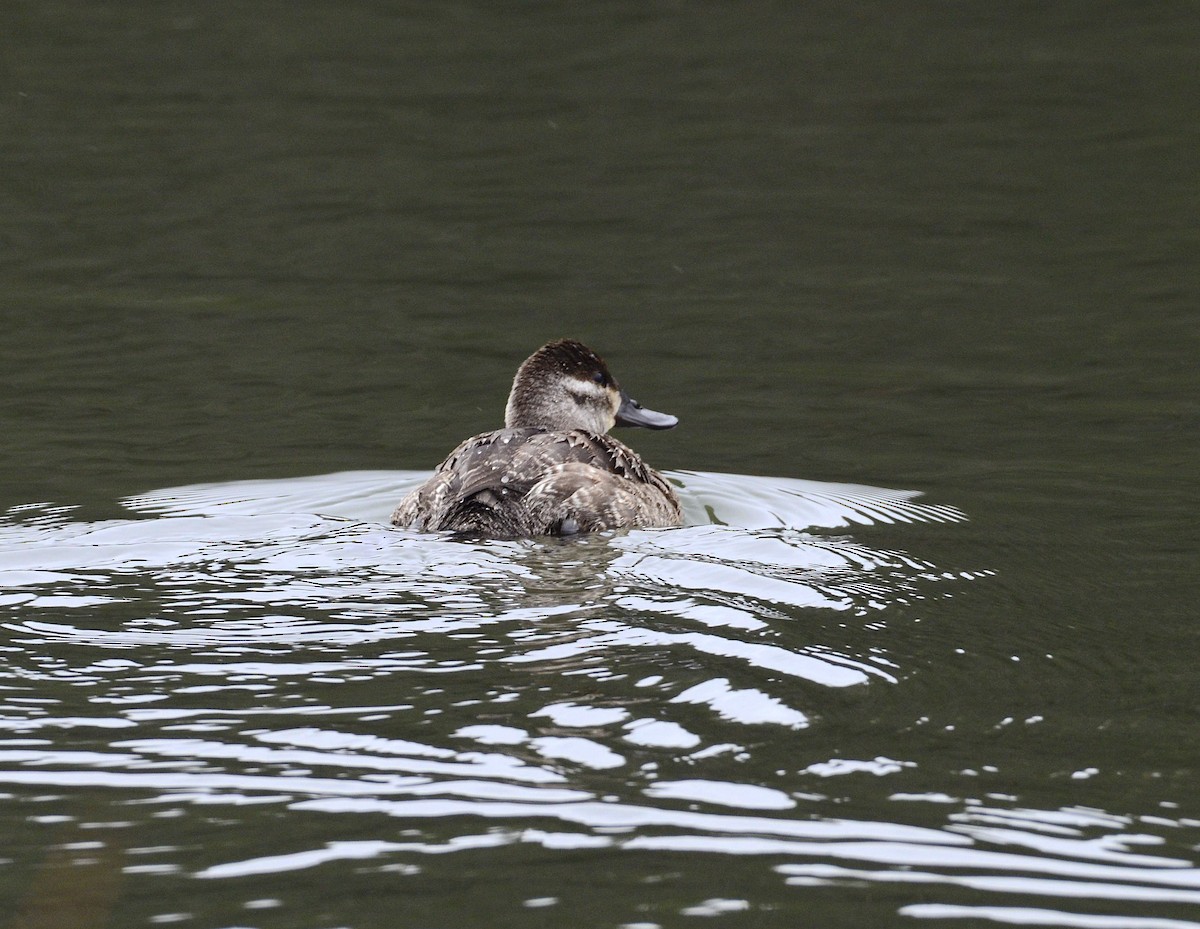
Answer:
391;427;681;537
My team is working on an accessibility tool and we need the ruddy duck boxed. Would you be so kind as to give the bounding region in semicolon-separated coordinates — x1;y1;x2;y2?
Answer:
391;339;682;537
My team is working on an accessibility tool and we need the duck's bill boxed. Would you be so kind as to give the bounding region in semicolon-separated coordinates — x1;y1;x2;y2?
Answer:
616;392;679;430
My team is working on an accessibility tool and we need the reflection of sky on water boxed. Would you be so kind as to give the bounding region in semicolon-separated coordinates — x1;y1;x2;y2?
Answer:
2;469;972;722
0;470;1194;925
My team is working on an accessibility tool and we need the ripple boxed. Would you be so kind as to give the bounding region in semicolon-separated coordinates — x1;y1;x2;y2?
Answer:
16;471;1184;929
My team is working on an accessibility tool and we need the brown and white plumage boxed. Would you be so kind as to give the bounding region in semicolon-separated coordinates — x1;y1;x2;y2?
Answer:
391;340;682;537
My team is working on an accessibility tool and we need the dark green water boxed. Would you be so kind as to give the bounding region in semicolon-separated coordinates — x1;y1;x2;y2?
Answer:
1;3;1197;927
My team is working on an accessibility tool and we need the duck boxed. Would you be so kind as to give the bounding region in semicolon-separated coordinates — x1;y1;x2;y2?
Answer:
391;339;682;537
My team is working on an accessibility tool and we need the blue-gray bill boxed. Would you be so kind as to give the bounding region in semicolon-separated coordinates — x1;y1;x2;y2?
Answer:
616;392;678;430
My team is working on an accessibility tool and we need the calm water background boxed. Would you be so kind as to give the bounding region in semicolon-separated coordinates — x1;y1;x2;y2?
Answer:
1;2;1198;928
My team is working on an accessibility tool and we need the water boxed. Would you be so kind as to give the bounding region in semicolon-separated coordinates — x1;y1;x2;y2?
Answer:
2;2;1198;927
1;469;1195;928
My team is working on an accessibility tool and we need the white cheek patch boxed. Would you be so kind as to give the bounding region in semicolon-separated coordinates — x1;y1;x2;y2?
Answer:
566;378;610;402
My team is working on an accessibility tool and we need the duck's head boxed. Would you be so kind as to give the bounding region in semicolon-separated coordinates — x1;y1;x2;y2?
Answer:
503;339;679;434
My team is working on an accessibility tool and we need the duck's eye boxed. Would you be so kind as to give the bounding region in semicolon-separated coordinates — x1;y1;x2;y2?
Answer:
591;371;608;386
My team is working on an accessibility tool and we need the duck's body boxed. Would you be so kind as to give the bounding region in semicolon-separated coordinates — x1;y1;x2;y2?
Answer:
391;340;681;537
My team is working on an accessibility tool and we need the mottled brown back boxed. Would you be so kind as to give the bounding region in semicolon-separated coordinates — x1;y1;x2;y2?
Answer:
391;428;681;537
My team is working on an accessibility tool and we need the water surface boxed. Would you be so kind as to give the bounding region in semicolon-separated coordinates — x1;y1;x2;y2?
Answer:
1;2;1197;927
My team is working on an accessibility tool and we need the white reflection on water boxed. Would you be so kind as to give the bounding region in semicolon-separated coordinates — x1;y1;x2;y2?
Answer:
1;470;1193;925
901;905;1200;927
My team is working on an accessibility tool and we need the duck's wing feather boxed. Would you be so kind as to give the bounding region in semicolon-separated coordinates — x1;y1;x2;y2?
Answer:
391;428;680;536
390;429;535;532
